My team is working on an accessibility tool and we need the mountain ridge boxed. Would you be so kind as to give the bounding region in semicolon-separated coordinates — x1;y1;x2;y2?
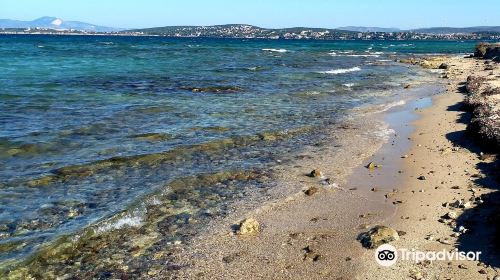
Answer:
0;16;122;32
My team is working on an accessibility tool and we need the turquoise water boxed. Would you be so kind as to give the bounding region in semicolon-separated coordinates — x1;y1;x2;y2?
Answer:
0;36;476;268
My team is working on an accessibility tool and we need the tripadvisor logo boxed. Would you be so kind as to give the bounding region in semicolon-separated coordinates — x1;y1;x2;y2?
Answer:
375;244;481;267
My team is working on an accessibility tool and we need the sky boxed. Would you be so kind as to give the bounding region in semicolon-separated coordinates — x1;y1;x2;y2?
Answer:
1;0;499;29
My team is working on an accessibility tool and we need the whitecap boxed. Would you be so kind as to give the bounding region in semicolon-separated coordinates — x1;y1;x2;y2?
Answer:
317;66;361;75
343;83;356;87
262;48;287;53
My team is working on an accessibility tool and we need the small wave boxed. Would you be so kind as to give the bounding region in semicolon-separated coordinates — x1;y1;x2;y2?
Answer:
37;45;44;48
374;126;396;141
377;59;392;62
343;83;356;87
329;52;380;58
317;67;361;75
262;48;287;53
96;214;143;234
377;100;406;113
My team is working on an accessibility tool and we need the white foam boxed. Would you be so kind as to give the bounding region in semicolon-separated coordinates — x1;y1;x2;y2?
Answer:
343;83;356;87
329;52;380;57
379;100;406;112
262;48;287;53
317;67;361;75
96;214;143;233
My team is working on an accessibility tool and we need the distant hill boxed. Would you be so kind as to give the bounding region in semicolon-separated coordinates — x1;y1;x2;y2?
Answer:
410;26;500;34
337;26;401;33
127;24;355;38
0;16;122;32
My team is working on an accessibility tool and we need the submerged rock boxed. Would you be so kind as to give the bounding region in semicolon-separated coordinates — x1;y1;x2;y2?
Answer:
359;225;399;248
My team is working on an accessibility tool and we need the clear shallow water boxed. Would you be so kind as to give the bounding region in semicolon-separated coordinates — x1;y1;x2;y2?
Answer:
0;36;476;266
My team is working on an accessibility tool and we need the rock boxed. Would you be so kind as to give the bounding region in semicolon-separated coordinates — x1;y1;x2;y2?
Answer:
458;264;468;269
404;84;411;89
309;169;323;178
474;42;500;59
385;191;397;198
359;225;399;248
303;246;321;262
451;199;464;208
366;162;381;169
304;186;319;196
438;63;449;69
237;218;260;235
417;176;426;180
446;211;458;219
409;268;423;280
401;154;409;158
438;238;451;245
370;187;380;192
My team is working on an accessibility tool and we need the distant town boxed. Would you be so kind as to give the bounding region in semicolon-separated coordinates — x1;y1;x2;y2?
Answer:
1;24;500;40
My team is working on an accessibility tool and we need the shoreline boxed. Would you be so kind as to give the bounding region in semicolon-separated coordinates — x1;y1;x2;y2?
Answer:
159;71;448;278
359;54;499;279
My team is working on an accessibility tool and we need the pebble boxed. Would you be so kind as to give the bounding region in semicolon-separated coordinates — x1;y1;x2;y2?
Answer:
446;211;458;219
417;176;426;180
366;162;381;169
309;169;322;178
304;186;319;196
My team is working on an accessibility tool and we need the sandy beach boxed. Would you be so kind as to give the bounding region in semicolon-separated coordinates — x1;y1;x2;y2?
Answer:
165;53;499;279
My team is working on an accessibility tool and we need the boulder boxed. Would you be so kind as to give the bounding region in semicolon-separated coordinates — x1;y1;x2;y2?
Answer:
359;225;399;248
474;42;500;60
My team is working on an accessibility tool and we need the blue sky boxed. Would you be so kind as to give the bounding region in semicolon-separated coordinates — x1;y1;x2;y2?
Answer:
1;0;499;29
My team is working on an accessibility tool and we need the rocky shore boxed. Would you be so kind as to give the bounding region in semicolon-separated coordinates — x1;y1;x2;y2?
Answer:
465;43;500;152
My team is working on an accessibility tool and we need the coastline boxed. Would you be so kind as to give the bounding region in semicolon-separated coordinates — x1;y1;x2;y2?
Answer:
2;42;498;279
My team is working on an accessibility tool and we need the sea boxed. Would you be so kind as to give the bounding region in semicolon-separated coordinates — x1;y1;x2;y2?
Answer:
0;35;478;276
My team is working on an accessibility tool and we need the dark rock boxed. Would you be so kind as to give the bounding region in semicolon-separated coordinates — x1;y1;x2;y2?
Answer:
309;169;323;178
304;186;319;196
358;225;399;248
438;63;449;69
417;176;426;180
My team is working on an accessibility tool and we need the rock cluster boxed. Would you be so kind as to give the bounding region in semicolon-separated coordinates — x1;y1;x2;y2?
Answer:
463;74;500;153
398;56;449;69
474;42;500;61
